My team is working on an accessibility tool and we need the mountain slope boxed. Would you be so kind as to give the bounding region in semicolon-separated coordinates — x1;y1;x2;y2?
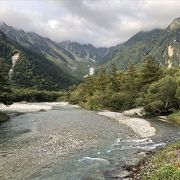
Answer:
0;23;108;78
60;41;108;63
0;30;78;90
102;18;180;69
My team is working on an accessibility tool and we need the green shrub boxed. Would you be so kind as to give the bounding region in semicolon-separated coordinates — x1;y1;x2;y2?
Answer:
168;112;180;125
149;165;180;180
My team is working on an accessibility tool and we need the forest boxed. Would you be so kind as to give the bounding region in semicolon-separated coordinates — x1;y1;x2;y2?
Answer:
69;56;180;117
1;55;180;122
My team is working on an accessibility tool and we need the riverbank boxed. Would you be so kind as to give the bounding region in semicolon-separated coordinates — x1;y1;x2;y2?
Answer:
168;111;180;126
126;141;180;179
97;108;180;179
0;102;137;179
0;102;79;113
0;102;179;179
98;109;156;138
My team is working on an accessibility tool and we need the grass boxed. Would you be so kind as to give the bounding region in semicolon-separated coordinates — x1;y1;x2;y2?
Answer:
168;112;180;125
0;111;9;123
140;141;180;180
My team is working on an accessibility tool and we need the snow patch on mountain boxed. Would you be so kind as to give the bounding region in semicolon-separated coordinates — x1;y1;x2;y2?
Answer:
83;66;95;78
89;67;95;75
90;58;96;63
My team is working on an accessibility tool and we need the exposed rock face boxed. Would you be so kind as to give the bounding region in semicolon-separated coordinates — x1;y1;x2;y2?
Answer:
9;53;20;80
167;45;174;68
168;45;174;58
168;18;180;30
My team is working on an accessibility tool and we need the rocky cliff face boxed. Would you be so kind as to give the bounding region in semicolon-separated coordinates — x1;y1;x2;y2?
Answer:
168;18;180;30
9;53;20;80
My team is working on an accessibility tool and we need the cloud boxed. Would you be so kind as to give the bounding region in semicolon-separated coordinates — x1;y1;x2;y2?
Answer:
0;0;180;47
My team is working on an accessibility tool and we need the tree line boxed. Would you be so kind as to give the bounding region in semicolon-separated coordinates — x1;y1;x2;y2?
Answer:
69;56;180;115
0;60;67;104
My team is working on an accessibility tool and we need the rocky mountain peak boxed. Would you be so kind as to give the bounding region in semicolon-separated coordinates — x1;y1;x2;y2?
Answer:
168;17;180;30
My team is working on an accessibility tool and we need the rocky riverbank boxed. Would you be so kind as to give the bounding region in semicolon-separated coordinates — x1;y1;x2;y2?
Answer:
125;141;180;179
97;108;180;179
0;103;179;179
98;108;156;138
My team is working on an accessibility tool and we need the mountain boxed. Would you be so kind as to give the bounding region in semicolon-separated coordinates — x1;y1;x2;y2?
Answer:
102;18;180;69
1;17;180;90
168;17;180;30
60;41;108;63
0;30;79;90
0;23;107;78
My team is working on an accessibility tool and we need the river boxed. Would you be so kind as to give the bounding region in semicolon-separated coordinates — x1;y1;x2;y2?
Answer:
0;103;179;180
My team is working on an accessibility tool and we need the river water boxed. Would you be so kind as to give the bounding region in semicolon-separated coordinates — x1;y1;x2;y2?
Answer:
0;103;179;180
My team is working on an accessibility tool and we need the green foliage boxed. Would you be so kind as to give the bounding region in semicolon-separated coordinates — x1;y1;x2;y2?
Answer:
9;88;65;102
96;66;107;92
0;59;12;105
0;30;79;91
138;56;162;91
107;63;119;92
148;165;180;180
141;141;180;180
176;87;180;100
103;23;180;70
144;76;178;114
69;56;180;114
168;111;180;125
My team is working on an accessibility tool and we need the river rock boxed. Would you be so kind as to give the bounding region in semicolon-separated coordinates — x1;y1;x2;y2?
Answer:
123;107;144;117
0;111;9;123
112;170;131;178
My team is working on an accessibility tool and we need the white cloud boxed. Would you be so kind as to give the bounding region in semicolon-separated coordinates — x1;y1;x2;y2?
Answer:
0;0;180;47
48;20;58;29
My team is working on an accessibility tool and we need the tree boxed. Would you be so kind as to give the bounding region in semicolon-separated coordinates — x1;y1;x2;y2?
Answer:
107;62;119;92
138;56;162;91
84;75;96;96
144;76;178;114
0;59;12;104
96;66;106;92
124;63;139;95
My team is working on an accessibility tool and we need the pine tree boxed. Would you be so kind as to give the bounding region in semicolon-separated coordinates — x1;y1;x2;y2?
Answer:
138;56;162;91
96;66;106;92
108;62;119;92
124;62;138;93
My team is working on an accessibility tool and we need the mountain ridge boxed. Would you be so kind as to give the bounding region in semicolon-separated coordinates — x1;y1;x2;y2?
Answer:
0;23;107;78
0;29;79;90
0;18;180;90
102;19;180;69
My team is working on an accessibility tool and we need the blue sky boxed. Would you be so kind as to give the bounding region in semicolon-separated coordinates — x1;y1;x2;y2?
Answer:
0;0;180;47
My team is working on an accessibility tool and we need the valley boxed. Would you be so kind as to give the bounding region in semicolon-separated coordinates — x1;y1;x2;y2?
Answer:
0;1;180;179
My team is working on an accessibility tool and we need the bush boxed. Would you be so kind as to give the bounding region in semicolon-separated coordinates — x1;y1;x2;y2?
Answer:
168;112;180;125
144;100;164;115
144;76;178;114
150;165;180;180
85;94;105;110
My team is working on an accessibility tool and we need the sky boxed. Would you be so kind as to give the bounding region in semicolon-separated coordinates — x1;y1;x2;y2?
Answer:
0;0;180;47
